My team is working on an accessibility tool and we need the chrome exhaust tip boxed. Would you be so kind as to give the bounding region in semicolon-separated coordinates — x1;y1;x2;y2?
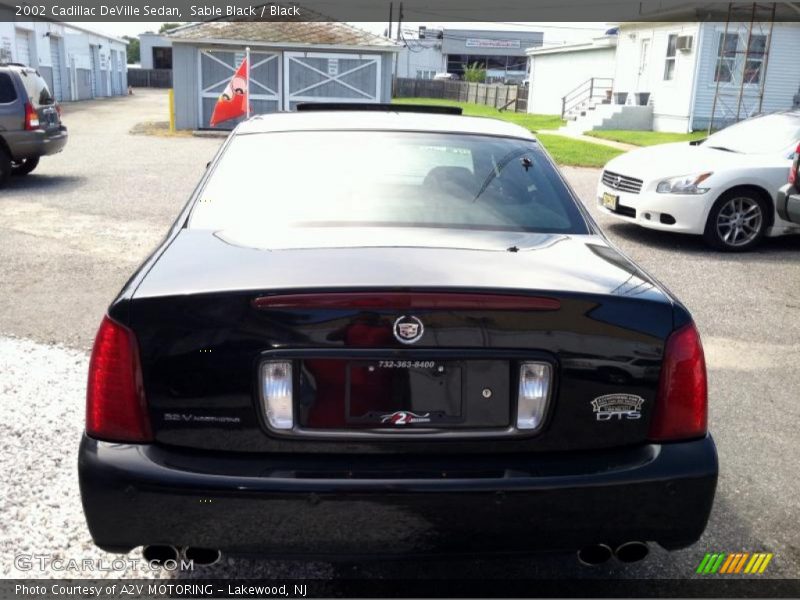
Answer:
577;543;613;566
183;547;222;566
614;541;649;563
142;545;180;566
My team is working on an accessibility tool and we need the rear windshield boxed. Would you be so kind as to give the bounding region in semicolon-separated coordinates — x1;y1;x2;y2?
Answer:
190;131;588;235
19;69;54;107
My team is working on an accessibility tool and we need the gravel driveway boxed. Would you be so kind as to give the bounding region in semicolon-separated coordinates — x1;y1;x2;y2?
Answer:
1;89;798;583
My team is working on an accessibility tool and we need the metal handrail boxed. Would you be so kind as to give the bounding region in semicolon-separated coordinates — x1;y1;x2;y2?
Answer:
561;77;614;119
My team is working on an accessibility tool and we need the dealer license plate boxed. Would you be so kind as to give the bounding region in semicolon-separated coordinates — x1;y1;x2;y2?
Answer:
602;192;619;211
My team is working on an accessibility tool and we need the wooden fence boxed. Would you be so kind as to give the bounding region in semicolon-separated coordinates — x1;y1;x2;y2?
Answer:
127;69;173;88
393;77;528;113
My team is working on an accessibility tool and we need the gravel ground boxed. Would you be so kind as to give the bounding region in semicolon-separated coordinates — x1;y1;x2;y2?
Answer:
1;89;799;583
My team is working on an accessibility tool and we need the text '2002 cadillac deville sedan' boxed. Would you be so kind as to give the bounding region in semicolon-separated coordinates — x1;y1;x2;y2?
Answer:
79;105;717;566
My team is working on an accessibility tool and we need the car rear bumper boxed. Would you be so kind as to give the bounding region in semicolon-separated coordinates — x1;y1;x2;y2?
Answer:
79;434;718;558
597;182;712;234
6;126;68;161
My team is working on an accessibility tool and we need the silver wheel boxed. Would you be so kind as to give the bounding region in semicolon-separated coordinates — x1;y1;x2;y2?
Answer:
716;196;763;247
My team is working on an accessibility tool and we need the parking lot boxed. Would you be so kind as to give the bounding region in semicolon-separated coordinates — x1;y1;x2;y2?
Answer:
1;89;799;583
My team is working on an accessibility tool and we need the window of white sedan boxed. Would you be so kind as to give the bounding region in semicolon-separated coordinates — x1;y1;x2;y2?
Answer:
701;114;800;155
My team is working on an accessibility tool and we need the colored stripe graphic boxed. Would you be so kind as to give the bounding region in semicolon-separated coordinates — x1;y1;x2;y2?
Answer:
699;552;773;575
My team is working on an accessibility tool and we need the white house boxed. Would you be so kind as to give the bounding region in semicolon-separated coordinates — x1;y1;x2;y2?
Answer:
527;34;617;115
528;21;800;133
0;21;128;102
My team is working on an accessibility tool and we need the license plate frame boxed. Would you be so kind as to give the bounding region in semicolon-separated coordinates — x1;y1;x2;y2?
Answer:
602;192;619;211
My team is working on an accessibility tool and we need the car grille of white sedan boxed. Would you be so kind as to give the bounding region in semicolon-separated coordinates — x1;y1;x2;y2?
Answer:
602;170;643;194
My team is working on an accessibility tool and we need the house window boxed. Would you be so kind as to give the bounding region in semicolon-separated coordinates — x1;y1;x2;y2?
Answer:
714;33;738;83
743;34;767;84
663;34;678;80
714;33;767;84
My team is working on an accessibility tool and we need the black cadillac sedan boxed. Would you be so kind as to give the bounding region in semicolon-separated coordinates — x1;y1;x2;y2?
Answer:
79;105;717;566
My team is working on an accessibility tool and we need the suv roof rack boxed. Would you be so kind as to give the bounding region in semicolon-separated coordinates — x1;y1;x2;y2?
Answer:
0;62;29;68
295;102;462;116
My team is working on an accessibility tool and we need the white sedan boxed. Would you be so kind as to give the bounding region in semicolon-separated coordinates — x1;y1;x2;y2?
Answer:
596;111;800;250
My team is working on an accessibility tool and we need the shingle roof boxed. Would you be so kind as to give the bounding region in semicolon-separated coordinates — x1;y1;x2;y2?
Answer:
168;10;397;49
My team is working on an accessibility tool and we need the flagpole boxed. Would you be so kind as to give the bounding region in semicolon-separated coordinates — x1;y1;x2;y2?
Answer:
245;46;251;119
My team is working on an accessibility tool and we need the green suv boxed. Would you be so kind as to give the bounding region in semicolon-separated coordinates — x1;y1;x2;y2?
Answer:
0;63;68;185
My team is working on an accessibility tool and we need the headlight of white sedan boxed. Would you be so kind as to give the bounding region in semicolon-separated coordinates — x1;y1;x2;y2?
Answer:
656;172;713;194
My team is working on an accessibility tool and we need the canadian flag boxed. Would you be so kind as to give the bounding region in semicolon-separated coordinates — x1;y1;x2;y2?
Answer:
209;54;249;127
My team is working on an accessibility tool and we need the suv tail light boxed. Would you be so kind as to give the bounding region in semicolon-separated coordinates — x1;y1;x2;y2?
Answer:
649;322;707;442
23;102;39;130
86;316;152;443
789;142;800;186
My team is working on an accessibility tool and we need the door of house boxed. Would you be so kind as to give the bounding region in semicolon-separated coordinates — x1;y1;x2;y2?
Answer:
637;38;650;94
283;52;381;110
199;49;280;129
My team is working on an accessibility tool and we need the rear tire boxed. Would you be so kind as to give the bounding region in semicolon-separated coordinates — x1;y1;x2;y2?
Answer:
12;156;39;176
0;147;11;186
703;190;768;251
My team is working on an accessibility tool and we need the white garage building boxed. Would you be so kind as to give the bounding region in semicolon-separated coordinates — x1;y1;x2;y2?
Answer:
168;21;399;130
0;21;128;102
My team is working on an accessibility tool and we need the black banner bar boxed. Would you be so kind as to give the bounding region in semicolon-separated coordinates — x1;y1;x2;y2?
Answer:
3;578;800;599
2;0;800;22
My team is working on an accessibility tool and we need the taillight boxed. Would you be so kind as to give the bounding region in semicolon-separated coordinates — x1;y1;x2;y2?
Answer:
789;142;800;186
23;102;39;130
649;322;707;442
86;316;152;443
260;360;294;430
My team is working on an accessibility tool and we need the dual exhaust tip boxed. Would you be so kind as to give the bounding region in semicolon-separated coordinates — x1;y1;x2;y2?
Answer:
142;545;221;567
577;541;649;566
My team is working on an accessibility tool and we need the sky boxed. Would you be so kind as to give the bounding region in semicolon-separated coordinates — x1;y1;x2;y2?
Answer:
78;21;609;44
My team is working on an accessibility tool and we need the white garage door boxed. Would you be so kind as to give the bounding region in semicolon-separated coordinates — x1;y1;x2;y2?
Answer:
89;47;98;97
50;38;64;101
283;52;381;110
199;49;280;129
15;30;32;66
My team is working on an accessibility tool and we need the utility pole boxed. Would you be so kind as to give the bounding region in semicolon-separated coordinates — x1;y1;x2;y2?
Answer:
396;2;403;41
387;2;393;40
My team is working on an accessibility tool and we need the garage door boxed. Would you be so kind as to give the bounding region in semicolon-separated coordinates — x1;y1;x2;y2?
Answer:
283;52;381;110
50;38;64;101
89;47;98;97
200;49;280;129
15;30;31;66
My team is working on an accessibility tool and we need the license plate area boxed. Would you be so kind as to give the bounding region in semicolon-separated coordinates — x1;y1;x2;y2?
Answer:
602;192;619;211
297;358;510;430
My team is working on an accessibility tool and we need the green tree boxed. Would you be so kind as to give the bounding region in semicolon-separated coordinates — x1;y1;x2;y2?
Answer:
462;62;486;83
123;36;140;64
158;23;182;33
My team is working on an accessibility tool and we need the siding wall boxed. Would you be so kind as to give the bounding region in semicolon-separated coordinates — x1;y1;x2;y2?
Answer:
172;44;200;130
691;22;800;130
395;43;445;78
615;22;701;132
527;46;616;115
0;20;127;102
